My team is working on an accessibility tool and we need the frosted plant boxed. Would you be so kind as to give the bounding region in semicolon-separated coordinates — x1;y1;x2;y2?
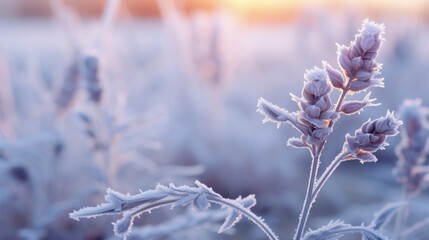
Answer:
80;51;103;104
50;0;83;114
69;19;403;240
258;19;401;240
394;99;429;196
55;59;80;113
104;194;256;239
385;99;429;240
0;56;15;139
70;181;279;240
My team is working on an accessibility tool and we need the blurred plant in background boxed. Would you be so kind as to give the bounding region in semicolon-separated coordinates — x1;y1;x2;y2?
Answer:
2;0;429;239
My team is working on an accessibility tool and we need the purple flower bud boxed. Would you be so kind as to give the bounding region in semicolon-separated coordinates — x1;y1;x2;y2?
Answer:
323;61;344;89
303;67;331;98
335;19;385;93
307;128;332;145
257;97;294;128
356;151;377;163
373;111;402;135
315;96;331;112
337;45;352;77
305;105;321;119
287;137;308;148
339;92;379;115
354;70;372;81
344;111;402;160
351;57;363;71
359;19;385;53
349;79;384;92
299;112;326;128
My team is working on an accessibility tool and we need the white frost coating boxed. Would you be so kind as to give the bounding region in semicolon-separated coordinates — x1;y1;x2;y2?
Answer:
360;19;385;37
257;97;294;128
302;220;388;240
304;66;328;83
69;181;277;240
370;202;405;230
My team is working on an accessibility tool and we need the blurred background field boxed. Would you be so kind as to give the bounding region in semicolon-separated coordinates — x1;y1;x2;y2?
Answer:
1;0;429;239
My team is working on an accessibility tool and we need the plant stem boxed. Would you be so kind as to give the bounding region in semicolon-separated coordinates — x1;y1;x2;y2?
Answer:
294;82;351;240
401;217;429;239
294;146;320;240
312;152;347;200
394;191;409;240
212;198;279;240
334;88;349;113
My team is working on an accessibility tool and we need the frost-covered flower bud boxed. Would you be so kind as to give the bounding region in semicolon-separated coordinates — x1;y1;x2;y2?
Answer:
303;67;331;100
339;92;379;115
287;137;309;148
323;61;344;89
306;127;332;145
257;97;295;129
344;111;402;163
258;66;337;148
394;99;429;195
356;19;385;56
336;19;385;93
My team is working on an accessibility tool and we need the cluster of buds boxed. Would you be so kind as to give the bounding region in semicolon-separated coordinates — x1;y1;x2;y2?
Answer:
394;99;429;195
344;111;402;163
257;20;387;151
325;19;385;93
257;67;338;149
291;67;339;146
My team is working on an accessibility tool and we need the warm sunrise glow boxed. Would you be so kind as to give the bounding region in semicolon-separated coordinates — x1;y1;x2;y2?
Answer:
221;0;296;20
222;0;296;12
193;0;429;21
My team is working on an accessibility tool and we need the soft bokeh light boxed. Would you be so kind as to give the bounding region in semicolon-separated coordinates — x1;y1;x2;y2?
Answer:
1;0;429;239
1;0;429;20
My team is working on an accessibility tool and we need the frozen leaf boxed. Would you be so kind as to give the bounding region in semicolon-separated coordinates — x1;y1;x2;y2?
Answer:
219;209;243;233
113;214;133;237
219;195;256;233
193;193;210;211
70;181;278;240
302;220;388;240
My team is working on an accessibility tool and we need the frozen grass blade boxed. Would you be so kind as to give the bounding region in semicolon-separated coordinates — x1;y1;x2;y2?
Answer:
70;180;278;240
